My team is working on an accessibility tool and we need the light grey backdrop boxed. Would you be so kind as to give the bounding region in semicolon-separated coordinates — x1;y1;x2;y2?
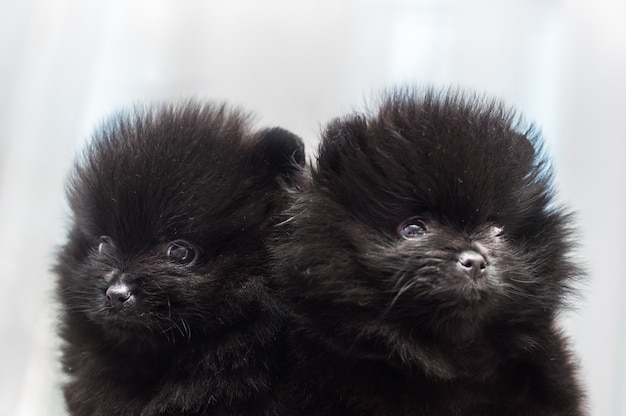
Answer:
1;0;624;415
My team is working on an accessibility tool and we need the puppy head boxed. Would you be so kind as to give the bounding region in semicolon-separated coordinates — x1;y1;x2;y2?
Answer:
276;89;577;367
56;102;304;346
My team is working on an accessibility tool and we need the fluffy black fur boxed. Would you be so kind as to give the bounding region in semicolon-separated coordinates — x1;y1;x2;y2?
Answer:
273;88;587;415
55;102;304;416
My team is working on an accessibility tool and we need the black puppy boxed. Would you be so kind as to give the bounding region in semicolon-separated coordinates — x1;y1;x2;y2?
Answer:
273;89;587;415
55;102;304;416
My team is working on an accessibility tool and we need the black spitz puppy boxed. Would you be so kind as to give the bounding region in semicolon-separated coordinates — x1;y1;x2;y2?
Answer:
273;89;587;415
55;102;304;416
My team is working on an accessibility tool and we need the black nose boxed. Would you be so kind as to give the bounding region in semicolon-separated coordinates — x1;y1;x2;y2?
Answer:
106;283;132;304
458;251;487;280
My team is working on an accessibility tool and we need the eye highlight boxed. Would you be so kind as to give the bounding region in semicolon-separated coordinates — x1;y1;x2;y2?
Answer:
399;218;427;239
166;240;198;265
98;236;115;254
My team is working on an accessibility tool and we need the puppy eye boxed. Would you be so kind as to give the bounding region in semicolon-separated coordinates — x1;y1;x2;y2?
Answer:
399;218;427;239
98;236;115;254
166;240;198;265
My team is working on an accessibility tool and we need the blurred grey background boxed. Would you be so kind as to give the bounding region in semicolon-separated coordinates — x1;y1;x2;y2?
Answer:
1;0;624;414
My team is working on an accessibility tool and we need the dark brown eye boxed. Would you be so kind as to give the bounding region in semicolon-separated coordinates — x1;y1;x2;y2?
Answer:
166;240;198;265
400;219;427;239
98;236;115;254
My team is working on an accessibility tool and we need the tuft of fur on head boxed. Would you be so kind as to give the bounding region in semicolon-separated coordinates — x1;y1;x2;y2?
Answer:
273;87;586;414
54;100;304;416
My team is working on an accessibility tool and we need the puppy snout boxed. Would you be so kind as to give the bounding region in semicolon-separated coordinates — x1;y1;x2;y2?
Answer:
458;250;487;280
106;282;133;304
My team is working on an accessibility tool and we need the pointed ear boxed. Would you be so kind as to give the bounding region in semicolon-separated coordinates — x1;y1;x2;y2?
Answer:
317;116;367;176
253;127;305;184
513;131;538;166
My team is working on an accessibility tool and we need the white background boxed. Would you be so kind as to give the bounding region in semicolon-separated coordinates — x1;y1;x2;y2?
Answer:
0;0;624;414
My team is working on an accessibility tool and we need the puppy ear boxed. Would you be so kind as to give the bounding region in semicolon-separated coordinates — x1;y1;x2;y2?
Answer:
253;127;305;184
317;116;367;176
513;132;537;166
